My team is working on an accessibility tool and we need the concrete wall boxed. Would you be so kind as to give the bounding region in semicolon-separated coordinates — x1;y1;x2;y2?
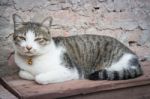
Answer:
0;0;150;76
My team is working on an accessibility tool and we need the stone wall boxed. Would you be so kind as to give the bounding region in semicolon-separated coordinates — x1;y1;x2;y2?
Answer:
0;0;150;75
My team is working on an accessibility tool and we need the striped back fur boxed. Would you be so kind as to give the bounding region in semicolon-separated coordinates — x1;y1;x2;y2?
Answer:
53;35;143;80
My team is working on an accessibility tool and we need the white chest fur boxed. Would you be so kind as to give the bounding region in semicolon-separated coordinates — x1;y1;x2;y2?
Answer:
14;41;80;84
14;41;66;75
14;40;79;84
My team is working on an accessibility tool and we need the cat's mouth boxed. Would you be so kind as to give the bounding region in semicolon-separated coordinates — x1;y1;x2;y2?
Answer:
25;50;31;53
24;51;34;56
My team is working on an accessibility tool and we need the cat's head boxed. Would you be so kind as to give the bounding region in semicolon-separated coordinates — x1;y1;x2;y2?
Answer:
12;14;53;56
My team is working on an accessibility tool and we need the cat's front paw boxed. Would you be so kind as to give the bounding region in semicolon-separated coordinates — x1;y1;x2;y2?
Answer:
19;70;34;80
35;74;50;85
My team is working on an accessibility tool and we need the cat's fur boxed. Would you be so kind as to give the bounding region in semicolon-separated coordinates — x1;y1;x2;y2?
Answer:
12;14;143;84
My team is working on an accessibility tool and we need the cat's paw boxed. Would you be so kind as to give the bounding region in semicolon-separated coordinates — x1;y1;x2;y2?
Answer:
35;74;50;85
19;70;34;80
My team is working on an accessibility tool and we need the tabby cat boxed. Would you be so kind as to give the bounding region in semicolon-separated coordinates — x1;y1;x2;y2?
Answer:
12;14;143;84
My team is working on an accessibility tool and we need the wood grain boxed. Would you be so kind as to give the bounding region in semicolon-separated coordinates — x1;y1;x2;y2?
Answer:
0;84;17;99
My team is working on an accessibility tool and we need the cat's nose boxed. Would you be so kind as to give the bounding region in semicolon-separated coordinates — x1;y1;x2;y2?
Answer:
26;46;32;50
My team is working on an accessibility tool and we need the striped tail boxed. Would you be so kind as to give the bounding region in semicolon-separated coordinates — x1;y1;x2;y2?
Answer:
89;66;143;80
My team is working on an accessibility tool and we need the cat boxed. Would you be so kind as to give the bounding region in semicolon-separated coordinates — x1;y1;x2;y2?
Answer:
12;14;143;84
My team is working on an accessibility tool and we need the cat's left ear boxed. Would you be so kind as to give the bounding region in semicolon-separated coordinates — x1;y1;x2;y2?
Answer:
41;17;53;28
13;14;24;30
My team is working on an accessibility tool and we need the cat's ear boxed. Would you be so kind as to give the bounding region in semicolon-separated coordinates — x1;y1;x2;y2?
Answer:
41;17;53;28
13;14;24;30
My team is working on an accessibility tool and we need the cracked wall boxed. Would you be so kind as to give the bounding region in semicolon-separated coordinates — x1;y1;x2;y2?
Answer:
0;0;150;75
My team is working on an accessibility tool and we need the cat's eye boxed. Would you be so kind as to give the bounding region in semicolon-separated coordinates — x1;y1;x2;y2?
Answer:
15;36;26;41
35;38;46;42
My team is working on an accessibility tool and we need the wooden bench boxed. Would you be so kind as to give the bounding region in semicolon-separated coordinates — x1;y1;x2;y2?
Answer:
0;84;17;99
0;61;150;99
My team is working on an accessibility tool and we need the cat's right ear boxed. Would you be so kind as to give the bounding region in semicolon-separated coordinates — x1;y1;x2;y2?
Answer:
13;14;24;30
41;17;53;28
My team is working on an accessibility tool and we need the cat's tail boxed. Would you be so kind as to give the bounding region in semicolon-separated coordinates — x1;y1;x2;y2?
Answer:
89;67;143;80
89;55;143;80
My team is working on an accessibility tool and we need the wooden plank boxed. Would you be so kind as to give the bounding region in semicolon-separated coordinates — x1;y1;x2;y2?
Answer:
62;84;150;99
0;84;17;99
1;61;150;99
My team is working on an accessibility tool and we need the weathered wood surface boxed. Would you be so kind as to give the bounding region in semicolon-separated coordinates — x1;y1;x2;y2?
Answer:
0;84;17;99
0;61;150;99
63;84;150;99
